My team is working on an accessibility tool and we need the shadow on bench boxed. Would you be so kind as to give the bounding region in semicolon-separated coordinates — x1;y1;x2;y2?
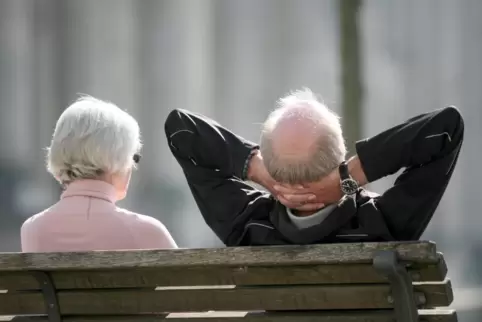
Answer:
0;241;456;322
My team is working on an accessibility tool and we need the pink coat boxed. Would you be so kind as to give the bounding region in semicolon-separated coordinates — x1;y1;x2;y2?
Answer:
21;180;178;252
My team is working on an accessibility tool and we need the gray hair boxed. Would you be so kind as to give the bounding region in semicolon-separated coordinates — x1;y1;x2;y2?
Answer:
260;88;346;184
47;96;142;184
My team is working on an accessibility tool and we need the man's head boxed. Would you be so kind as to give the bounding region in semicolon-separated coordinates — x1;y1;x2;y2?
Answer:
260;88;346;184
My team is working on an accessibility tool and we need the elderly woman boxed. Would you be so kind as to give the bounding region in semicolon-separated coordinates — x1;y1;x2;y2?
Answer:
21;96;177;252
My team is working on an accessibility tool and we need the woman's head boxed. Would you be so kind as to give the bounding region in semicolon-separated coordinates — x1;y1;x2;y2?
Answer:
47;96;142;200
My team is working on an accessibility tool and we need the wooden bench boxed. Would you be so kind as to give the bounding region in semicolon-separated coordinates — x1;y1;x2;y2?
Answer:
0;241;456;322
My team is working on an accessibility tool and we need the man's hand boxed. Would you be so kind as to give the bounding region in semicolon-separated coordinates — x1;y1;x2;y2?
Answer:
274;169;342;209
274;156;369;209
247;150;324;210
246;150;274;191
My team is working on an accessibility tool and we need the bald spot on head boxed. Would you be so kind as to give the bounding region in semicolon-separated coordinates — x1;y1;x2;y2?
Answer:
260;88;346;184
268;104;326;163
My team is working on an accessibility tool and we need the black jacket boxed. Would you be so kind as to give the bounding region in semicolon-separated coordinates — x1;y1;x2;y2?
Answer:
165;107;464;246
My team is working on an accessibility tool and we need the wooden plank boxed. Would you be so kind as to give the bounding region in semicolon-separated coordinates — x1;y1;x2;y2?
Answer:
0;259;447;290
0;281;452;315
410;253;447;282
414;280;454;309
0;310;458;322
0;242;437;271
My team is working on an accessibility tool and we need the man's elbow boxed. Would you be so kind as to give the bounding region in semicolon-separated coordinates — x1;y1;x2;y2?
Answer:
434;106;464;148
441;106;464;136
164;109;185;137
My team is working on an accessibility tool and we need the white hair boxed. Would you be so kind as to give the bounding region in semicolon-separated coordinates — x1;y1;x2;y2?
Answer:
260;88;346;184
47;96;142;184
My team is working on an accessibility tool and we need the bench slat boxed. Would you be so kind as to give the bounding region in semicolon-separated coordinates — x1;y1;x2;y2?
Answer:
0;242;437;271
0;310;458;322
0;258;447;290
0;281;452;314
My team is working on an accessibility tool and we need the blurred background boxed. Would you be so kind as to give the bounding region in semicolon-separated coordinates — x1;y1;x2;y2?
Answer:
0;0;481;319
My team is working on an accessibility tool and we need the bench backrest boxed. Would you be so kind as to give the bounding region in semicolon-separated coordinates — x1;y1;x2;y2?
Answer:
0;241;455;321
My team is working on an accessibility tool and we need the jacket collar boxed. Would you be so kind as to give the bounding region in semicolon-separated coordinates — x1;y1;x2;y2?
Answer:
286;204;337;229
270;197;356;244
61;179;117;203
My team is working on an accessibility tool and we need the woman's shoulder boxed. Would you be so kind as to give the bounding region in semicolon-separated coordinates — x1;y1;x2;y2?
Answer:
21;207;55;230
114;207;177;248
114;207;167;230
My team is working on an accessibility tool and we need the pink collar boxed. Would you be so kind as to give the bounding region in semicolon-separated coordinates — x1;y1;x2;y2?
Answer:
61;179;117;203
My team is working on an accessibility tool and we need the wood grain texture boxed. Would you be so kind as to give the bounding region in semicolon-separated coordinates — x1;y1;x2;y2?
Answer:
412;253;447;282
0;281;452;315
0;242;437;272
0;309;458;322
413;281;454;308
0;258;447;290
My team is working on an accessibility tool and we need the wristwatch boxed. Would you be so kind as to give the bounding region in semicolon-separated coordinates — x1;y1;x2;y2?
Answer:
338;161;358;195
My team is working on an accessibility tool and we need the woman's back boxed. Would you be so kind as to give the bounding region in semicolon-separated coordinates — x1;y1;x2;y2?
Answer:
21;180;177;252
21;96;177;252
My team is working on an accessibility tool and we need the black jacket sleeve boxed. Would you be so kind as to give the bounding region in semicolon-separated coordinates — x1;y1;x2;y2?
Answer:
164;109;275;246
355;106;464;240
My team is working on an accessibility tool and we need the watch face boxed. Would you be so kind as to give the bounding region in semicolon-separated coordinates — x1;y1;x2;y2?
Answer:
341;179;358;195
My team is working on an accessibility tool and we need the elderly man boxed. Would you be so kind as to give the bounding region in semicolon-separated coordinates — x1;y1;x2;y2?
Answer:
165;89;464;246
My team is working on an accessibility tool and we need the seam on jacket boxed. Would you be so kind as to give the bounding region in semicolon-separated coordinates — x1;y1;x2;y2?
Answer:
86;197;92;219
425;132;452;142
231;222;276;246
245;222;274;230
